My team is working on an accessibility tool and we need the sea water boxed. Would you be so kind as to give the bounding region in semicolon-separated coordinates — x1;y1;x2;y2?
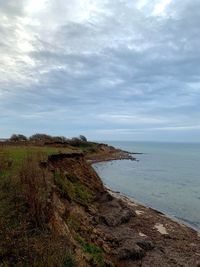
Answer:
93;142;200;231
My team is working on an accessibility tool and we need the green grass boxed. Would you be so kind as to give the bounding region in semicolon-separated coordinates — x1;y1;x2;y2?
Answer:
0;146;75;173
54;171;93;205
76;236;114;267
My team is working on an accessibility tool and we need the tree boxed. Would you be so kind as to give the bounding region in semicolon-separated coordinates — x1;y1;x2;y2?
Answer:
29;133;53;142
52;136;68;143
79;135;87;142
10;134;27;142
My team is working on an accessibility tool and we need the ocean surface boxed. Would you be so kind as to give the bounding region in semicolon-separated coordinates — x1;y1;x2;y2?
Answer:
93;141;200;231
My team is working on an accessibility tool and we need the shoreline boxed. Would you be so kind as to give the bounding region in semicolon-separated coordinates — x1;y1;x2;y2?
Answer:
86;149;137;164
105;186;200;234
89;148;200;235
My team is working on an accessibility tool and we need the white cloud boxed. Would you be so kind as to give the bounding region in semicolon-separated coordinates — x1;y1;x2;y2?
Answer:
153;0;172;16
0;0;200;140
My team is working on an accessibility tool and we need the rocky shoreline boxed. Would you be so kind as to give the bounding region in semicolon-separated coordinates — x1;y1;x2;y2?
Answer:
48;150;200;267
87;147;200;266
106;187;200;235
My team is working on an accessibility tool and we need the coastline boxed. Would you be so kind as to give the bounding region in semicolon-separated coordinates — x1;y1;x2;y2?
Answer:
2;142;200;266
90;157;200;265
86;149;136;164
90;146;200;234
105;186;200;235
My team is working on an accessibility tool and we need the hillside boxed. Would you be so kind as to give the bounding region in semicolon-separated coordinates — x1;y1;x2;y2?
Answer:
0;141;200;267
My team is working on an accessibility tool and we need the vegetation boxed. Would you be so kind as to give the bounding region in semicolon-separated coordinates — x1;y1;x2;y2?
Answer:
79;135;87;142
10;134;27;142
7;133;89;145
76;235;113;267
0;136;113;266
54;170;93;205
0;151;77;267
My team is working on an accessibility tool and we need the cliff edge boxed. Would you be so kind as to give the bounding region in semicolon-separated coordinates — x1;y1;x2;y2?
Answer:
0;144;200;267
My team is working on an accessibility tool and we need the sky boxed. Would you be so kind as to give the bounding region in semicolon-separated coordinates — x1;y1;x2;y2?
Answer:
0;0;200;141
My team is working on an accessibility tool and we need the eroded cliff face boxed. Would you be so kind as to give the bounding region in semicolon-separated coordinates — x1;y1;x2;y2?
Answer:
45;153;200;267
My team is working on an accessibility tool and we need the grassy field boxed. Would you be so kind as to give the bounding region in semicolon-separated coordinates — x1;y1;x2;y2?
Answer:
0;146;75;165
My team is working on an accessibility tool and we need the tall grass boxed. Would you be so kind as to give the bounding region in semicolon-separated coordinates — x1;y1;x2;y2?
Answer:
0;152;76;267
19;153;52;229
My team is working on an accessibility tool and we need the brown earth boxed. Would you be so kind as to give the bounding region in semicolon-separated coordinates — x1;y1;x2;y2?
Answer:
45;151;200;267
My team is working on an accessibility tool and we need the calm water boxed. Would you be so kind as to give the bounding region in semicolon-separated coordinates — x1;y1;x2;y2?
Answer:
94;141;200;231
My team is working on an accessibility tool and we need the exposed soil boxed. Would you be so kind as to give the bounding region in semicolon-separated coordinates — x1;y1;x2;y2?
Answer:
46;151;200;267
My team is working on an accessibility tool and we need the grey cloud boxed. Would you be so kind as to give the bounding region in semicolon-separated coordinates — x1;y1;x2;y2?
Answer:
0;0;200;140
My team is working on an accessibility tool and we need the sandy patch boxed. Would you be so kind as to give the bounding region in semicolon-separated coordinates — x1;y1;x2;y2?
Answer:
154;223;168;235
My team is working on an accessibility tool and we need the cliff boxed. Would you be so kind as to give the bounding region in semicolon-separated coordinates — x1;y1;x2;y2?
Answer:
0;143;200;266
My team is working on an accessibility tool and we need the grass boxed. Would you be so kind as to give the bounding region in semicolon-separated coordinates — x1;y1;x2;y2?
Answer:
54;170;93;205
63;251;76;267
0;146;75;168
0;142;104;266
66;214;80;231
0;150;77;267
76;235;113;267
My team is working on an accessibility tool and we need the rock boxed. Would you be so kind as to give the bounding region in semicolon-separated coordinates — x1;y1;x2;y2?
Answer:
99;200;136;227
136;240;155;251
117;240;145;260
100;192;114;202
100;209;133;227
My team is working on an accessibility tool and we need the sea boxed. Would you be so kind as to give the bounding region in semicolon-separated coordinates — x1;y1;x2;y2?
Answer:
93;141;200;232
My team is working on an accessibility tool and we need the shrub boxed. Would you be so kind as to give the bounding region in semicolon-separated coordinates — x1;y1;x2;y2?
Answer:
79;135;87;142
10;134;27;142
29;133;53;142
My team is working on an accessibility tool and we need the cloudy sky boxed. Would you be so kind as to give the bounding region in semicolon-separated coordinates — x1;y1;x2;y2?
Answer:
0;0;200;141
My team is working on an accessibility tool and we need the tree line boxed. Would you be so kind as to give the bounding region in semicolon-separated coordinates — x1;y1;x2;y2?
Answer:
9;133;87;143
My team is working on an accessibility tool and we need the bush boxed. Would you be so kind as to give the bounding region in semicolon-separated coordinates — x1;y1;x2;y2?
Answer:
29;133;53;142
79;135;87;142
10;134;27;142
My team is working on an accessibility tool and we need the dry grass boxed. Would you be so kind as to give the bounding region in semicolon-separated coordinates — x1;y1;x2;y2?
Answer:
0;151;76;267
19;153;52;229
